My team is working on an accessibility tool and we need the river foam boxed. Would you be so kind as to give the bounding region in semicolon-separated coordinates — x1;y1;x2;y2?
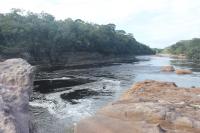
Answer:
30;78;121;121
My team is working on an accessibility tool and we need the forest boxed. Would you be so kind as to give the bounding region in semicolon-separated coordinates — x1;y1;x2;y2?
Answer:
164;38;200;61
0;9;154;65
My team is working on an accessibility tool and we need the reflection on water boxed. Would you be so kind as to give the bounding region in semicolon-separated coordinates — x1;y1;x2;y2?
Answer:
30;56;200;133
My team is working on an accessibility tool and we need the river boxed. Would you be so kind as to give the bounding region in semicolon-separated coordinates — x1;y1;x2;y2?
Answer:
30;56;200;133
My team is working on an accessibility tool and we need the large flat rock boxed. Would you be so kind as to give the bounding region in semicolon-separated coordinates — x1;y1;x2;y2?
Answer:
0;59;34;133
75;80;200;133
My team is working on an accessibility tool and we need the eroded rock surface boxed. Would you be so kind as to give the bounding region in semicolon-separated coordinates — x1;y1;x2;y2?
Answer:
75;80;200;133
0;59;34;133
176;69;192;75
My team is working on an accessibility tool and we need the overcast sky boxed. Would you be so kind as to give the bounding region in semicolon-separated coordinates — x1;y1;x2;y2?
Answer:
0;0;200;48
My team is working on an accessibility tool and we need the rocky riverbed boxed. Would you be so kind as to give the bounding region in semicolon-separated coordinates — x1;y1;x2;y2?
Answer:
30;56;200;133
75;80;200;133
0;56;200;133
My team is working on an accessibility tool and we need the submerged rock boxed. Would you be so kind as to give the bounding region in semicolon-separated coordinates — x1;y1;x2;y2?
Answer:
60;89;99;104
34;78;95;93
175;69;192;74
161;65;175;72
0;59;34;133
61;88;113;104
75;80;200;133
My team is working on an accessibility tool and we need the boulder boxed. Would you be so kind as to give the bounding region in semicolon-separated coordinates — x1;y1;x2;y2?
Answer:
75;80;200;133
161;65;175;72
175;69;192;74
0;59;34;133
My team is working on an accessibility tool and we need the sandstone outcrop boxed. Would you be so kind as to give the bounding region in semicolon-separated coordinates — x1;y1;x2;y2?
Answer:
75;80;200;133
176;69;192;75
0;59;34;133
161;66;175;72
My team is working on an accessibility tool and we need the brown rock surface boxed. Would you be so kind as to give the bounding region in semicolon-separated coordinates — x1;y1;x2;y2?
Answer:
161;66;175;72
0;59;34;133
75;80;200;133
176;69;192;74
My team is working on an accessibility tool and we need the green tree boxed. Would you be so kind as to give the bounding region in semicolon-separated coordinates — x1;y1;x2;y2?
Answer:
0;9;155;65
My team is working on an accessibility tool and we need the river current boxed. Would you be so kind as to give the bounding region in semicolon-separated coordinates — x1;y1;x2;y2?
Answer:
30;56;200;133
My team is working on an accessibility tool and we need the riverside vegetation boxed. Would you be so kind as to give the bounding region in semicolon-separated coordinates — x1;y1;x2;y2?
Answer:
163;38;200;61
0;9;154;65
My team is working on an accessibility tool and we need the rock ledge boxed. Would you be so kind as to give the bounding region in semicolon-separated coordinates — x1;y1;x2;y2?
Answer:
75;80;200;133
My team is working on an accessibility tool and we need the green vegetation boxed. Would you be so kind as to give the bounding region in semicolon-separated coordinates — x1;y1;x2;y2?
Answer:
0;9;154;64
152;48;163;54
165;38;200;61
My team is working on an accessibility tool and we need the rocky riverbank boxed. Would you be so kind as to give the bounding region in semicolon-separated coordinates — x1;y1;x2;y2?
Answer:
35;53;137;72
0;57;199;133
0;59;34;133
75;80;200;133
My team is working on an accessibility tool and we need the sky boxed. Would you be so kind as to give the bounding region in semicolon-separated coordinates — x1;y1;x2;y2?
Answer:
0;0;200;48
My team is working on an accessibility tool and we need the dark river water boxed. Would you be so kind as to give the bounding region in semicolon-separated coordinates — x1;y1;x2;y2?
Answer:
30;56;200;133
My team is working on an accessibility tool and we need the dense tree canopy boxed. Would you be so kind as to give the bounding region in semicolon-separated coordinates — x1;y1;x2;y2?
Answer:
165;38;200;61
0;9;154;64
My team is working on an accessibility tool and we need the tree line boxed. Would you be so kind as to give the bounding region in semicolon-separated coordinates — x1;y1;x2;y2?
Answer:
0;9;154;64
164;38;200;61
